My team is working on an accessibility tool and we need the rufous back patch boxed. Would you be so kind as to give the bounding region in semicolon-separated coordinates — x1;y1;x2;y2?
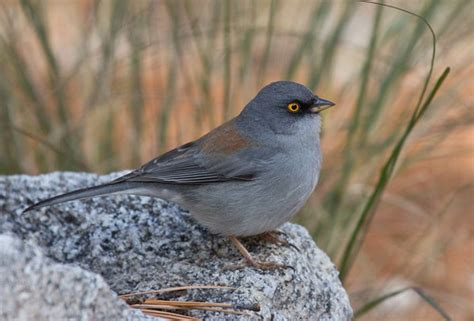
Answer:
201;121;251;155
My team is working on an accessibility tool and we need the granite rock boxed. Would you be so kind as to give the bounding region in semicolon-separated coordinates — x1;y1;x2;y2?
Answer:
0;172;352;321
0;234;158;321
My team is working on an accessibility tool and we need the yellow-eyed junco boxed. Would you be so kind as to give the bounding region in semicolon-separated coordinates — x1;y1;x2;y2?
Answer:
24;81;335;269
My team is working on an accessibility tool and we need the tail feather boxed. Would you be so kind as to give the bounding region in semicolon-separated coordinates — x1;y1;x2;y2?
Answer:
23;182;135;213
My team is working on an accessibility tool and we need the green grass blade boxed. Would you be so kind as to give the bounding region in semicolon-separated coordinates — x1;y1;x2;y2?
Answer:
0;39;50;134
86;0;128;111
222;0;232;121
238;1;257;83
363;1;437;118
0;74;20;172
337;0;445;281
323;1;383;220
256;0;279;86
354;287;452;320
360;0;438;140
308;1;355;89
11;126;89;171
338;67;450;281
127;21;145;167
202;0;221;128
183;0;211;130
97;0;129;171
19;0;79;167
158;0;181;153
284;1;331;80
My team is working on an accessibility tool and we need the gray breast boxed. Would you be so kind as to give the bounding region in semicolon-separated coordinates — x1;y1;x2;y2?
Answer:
181;119;322;237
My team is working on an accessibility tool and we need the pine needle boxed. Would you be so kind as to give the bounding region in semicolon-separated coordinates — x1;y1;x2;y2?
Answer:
121;284;258;320
119;285;235;298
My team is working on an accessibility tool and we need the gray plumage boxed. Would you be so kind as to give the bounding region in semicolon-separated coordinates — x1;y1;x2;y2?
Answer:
24;81;334;237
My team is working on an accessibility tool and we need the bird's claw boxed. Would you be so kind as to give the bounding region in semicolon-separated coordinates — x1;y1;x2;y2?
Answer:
257;231;301;252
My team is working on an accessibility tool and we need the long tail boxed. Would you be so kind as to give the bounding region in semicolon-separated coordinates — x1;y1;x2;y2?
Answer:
23;182;138;213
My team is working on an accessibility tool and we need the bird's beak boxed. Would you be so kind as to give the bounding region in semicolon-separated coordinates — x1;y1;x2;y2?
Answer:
309;97;335;113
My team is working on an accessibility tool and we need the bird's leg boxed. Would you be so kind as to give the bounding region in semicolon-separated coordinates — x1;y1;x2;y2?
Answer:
256;231;300;252
227;236;292;270
229;236;258;266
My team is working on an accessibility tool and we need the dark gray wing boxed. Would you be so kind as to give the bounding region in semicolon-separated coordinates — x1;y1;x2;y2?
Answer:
23;123;265;213
112;141;256;185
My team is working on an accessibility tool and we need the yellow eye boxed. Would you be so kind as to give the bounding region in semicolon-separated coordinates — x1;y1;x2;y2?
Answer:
287;102;301;113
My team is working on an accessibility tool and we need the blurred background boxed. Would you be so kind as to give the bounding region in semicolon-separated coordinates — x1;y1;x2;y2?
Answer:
0;0;472;320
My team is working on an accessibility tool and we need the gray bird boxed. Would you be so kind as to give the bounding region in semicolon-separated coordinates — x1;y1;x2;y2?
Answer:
24;81;335;269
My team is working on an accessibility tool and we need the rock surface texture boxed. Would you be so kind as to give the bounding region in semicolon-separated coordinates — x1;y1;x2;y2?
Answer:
0;172;352;321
